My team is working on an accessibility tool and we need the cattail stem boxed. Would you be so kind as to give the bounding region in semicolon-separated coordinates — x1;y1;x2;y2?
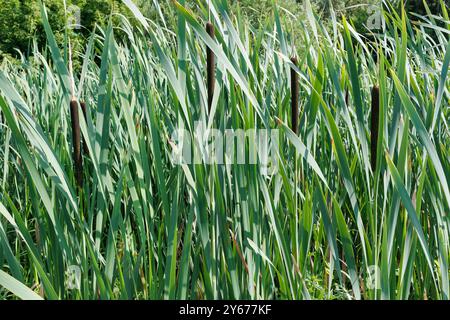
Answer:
80;101;89;157
371;86;380;171
206;21;215;113
290;56;299;134
70;99;83;188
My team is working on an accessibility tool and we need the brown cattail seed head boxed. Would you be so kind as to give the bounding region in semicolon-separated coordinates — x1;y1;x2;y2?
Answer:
370;86;380;172
206;22;215;113
70;99;83;188
290;56;299;135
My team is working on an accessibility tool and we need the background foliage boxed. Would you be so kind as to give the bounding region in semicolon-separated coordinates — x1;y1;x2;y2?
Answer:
0;0;447;59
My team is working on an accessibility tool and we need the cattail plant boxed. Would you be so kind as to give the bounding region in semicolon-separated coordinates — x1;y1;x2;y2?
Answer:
370;86;380;171
290;56;299;134
70;99;83;188
206;21;215;113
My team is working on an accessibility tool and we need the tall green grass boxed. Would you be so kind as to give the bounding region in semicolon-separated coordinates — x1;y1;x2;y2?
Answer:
0;0;449;300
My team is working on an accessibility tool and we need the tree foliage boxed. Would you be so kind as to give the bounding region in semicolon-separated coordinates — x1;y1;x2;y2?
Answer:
0;0;130;58
0;0;447;59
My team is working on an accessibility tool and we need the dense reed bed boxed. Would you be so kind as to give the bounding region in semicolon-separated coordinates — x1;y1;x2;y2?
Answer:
0;0;449;300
